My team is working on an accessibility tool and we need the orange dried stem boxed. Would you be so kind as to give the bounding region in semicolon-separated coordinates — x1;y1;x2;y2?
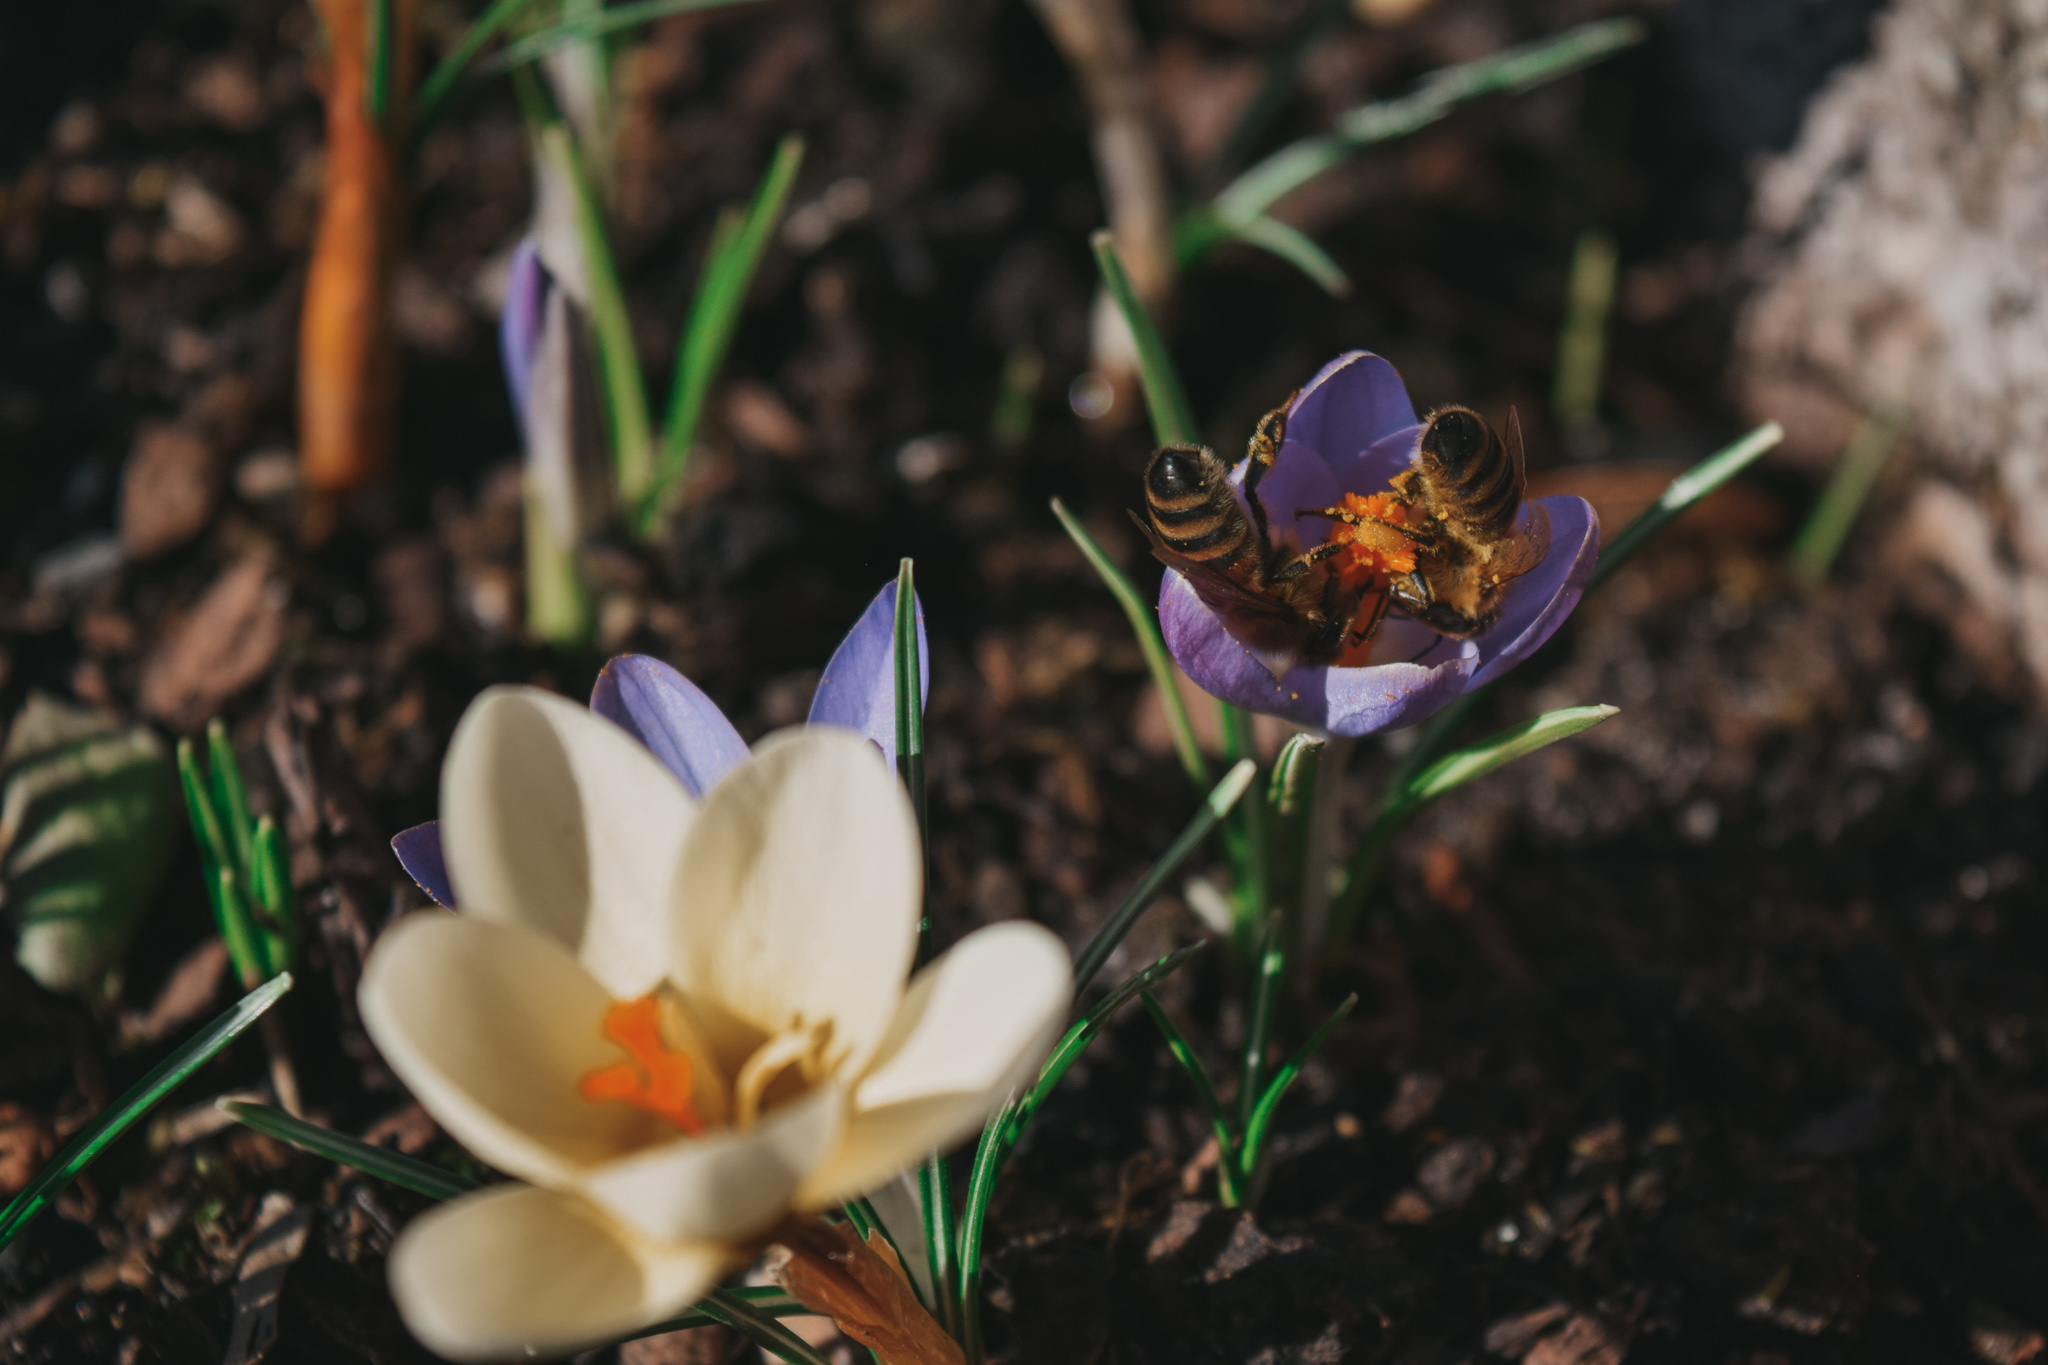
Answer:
578;995;704;1134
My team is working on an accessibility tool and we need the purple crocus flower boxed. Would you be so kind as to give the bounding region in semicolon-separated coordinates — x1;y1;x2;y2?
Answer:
1158;351;1600;737
392;579;929;906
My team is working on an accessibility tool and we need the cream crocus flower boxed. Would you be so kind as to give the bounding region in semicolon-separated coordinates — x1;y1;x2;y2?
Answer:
359;687;1070;1361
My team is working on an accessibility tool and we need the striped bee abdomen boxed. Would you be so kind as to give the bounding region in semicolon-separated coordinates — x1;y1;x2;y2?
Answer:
1419;407;1521;533
1144;446;1253;565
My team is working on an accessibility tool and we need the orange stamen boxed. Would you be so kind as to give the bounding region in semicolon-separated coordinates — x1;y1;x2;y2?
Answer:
578;995;704;1134
1320;492;1422;589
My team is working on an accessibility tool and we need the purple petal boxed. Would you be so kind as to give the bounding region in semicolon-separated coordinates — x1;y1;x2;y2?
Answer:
808;580;930;771
1159;572;1477;737
499;238;549;437
1252;355;1420;545
1467;494;1601;689
590;655;749;800
1336;422;1425;500
392;822;455;908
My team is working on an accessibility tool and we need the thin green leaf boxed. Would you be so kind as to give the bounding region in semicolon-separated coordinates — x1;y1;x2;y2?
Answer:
649;133;805;531
482;0;771;76
1088;230;1198;445
1072;758;1255;996
212;866;270;987
1790;405;1909;587
918;1157;958;1339
537;122;656;508
410;0;544;140
1197;0;1348;192
1216;701;1266;945
1553;228;1617;432
1227;214;1351;297
220;1100;475;1200
1237;911;1284;1132
1198;18;1644;248
623;1287;813;1338
175;738;232;877
0;974;292;1248
204;719;256;883
365;0;394;123
957;942;1204;1362
699;1287;834;1365
1591;421;1784;591
1138;992;1240;1206
1327;706;1618;947
1049;497;1208;788
1401;704;1617;809
1240;991;1356;1186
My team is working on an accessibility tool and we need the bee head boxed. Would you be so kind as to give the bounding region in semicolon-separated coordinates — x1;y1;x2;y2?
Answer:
1146;445;1214;503
1422;408;1489;480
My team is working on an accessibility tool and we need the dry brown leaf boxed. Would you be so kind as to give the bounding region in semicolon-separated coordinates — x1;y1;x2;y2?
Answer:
767;1220;963;1365
139;556;286;730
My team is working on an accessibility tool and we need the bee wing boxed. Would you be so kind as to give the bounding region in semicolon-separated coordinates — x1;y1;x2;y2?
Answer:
1129;512;1303;627
1486;499;1552;585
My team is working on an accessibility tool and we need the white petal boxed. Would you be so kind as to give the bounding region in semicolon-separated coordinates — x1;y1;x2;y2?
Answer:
581;1079;845;1243
388;1184;728;1362
796;922;1071;1206
668;728;920;1075
360;914;662;1186
441;685;695;998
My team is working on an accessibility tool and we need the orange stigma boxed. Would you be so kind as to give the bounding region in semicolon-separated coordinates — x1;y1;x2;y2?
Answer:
578;995;704;1134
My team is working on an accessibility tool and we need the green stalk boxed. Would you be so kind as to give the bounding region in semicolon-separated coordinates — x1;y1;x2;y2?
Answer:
1237;912;1285;1133
1049;498;1208;787
1239;992;1356;1206
1553;228;1617;433
483;0;772;74
410;0;544;140
364;0;394;124
1260;734;1323;963
700;1288;834;1365
1089;232;1198;444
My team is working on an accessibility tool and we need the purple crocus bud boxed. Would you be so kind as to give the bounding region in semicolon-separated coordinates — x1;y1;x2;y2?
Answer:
392;821;456;907
808;579;930;772
499;237;550;437
1157;351;1601;737
590;654;751;800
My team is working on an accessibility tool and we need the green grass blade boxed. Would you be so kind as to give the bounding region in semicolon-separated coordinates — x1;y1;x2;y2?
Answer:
1591;421;1784;591
1138;992;1240;1206
1553;227;1617;433
624;1288;812;1338
1790;405;1909;587
1237;911;1284;1132
1240;991;1356;1188
1227;214;1351;297
699;1288;834;1365
892;558;929;930
1197;0;1347;191
1072;758;1253;995
0;975;292;1248
482;0;771;75
1203;18;1643;241
219;1100;477;1200
411;0;543;139
537;122;655;509
1049;498;1208;786
1216;704;1266;945
175;737;232;876
1259;733;1323;955
214;866;271;986
1088;230;1198;446
1400;704;1617;808
918;1157;958;1339
1328;706;1617;947
204;719;256;880
365;0;394;124
650;134;805;531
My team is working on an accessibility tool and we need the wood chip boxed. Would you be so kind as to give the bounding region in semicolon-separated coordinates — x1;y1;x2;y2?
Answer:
139;556;286;730
120;421;221;559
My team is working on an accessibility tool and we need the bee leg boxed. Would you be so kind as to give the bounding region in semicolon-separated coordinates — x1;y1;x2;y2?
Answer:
1271;540;1349;581
1241;399;1294;551
1349;587;1392;646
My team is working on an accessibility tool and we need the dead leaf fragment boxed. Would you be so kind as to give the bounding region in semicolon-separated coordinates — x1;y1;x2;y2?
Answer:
139;557;286;730
0;1103;55;1197
1523;1313;1626;1365
768;1220;963;1365
121;421;222;558
1417;1136;1496;1208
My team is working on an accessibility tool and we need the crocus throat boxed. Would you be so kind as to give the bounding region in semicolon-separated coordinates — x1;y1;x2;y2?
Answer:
579;995;704;1134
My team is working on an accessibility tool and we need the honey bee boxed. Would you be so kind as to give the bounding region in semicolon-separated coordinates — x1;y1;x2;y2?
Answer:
1131;400;1372;678
1132;398;1551;676
1306;405;1550;640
